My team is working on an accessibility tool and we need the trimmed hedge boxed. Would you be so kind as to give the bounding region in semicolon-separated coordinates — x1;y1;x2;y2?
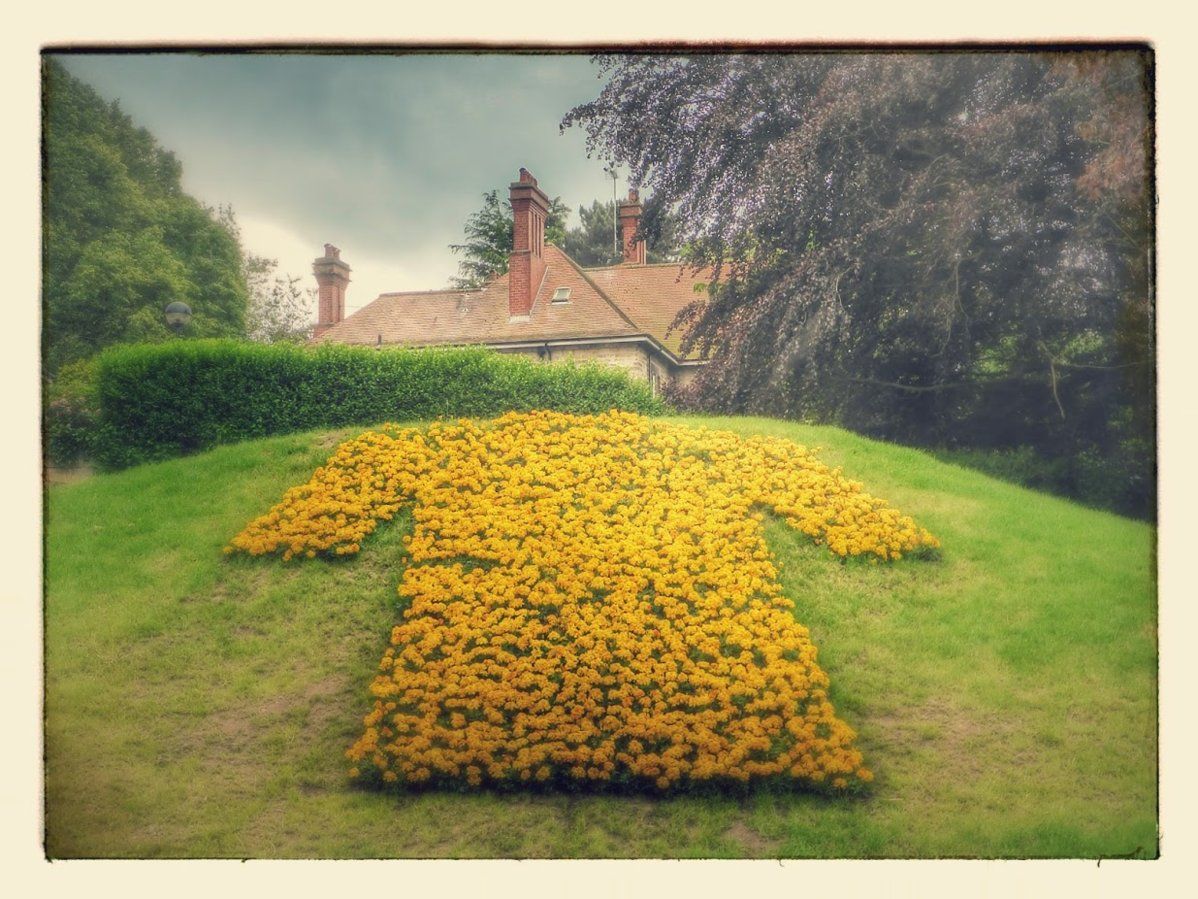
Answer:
89;340;664;469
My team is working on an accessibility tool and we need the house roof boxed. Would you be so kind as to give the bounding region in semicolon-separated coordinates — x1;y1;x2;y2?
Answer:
583;261;709;359
313;244;708;363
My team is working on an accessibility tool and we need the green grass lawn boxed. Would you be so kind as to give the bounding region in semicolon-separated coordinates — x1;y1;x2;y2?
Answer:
43;415;1157;858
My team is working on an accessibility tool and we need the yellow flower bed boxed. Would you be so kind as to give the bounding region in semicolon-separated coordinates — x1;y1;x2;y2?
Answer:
228;411;939;792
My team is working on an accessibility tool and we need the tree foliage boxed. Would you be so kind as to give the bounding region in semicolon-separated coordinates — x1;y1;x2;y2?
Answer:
450;187;685;287
449;189;570;288
564;52;1154;516
42;58;249;375
243;253;315;343
211;208;315;344
561;199;620;267
562;196;685;267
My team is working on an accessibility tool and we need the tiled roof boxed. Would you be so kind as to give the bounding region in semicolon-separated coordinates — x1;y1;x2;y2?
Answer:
314;244;708;362
583;261;710;360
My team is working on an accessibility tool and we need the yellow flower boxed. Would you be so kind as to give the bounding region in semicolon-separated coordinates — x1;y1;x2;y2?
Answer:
231;411;937;791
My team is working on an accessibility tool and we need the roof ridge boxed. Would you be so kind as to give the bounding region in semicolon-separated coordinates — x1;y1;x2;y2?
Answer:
525;261;550;318
582;260;703;273
548;245;641;333
547;245;686;363
375;287;482;298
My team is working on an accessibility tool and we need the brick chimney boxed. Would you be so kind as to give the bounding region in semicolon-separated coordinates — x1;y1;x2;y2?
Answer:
313;243;351;338
508;168;549;320
617;188;647;265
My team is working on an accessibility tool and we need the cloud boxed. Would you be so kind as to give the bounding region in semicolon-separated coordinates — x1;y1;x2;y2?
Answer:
54;52;626;302
236;210;453;316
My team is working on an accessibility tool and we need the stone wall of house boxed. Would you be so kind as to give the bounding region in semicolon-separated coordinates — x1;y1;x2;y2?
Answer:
553;344;652;383
493;343;703;396
671;366;704;391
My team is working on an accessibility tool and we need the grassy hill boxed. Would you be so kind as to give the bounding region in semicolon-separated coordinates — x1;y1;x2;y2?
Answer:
43;415;1157;858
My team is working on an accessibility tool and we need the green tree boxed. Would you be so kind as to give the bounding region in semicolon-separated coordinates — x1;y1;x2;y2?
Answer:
562;196;685;267
216;207;314;344
450;188;684;286
564;52;1154;516
561;199;619;267
243;254;315;343
639;194;685;264
449;189;570;289
42;58;249;375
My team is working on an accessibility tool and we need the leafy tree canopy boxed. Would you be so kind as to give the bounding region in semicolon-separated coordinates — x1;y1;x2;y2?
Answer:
449;190;569;289
42;58;249;375
215;208;314;344
242;253;315;344
562;196;685;267
450;187;685;287
564;52;1154;516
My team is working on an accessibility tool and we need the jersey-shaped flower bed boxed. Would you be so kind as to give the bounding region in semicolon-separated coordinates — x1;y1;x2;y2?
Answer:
228;411;939;793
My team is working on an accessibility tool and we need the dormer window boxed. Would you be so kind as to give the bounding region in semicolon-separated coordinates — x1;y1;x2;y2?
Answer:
551;287;572;304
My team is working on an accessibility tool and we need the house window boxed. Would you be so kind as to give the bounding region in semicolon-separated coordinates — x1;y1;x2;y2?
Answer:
551;287;572;304
648;364;660;397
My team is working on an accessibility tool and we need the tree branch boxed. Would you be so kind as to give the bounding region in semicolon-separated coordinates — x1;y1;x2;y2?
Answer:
1053;359;1150;371
842;376;970;394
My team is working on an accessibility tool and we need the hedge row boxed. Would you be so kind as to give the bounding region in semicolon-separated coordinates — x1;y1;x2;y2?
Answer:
73;340;663;470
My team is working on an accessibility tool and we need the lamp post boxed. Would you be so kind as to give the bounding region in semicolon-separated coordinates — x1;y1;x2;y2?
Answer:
164;301;192;334
604;164;618;258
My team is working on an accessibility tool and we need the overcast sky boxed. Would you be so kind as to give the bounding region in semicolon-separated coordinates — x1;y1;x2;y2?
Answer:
53;52;625;318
